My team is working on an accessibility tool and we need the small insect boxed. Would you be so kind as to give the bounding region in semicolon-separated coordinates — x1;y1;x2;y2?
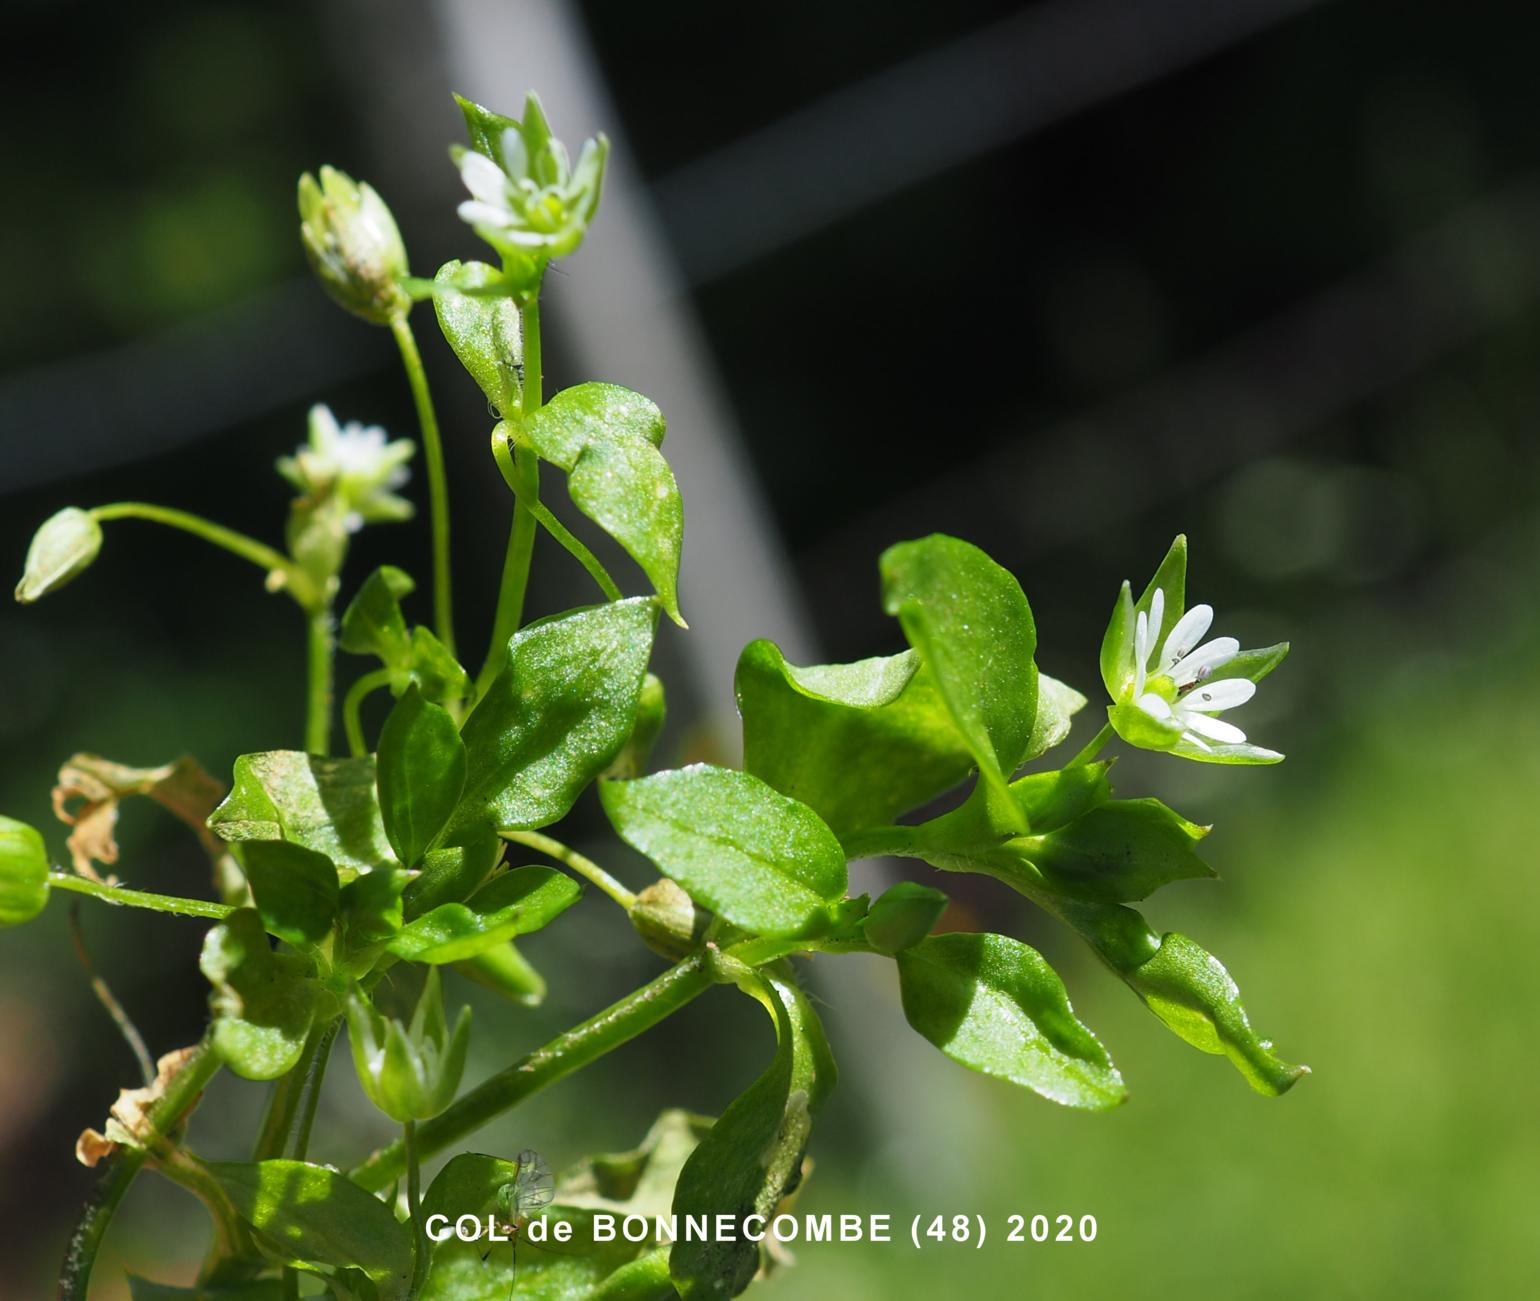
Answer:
481;1148;558;1296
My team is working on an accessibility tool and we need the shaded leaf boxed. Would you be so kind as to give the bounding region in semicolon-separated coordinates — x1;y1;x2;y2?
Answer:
128;1279;283;1300
337;868;407;976
452;940;546;1007
237;840;339;945
378;686;466;868
200;910;317;1080
896;932;1125;1110
455;599;657;834
389;866;581;964
602;764;847;939
862;881;947;955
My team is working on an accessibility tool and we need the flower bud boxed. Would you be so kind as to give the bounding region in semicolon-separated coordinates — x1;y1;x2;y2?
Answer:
345;967;469;1122
0;814;49;928
298;166;410;325
629;878;707;960
15;507;103;604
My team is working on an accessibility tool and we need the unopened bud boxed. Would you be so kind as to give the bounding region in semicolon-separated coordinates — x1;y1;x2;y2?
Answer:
630;878;707;960
15;507;103;604
298;166;410;324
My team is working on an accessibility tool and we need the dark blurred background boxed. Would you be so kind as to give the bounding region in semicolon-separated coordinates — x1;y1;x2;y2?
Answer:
3;1;1538;1295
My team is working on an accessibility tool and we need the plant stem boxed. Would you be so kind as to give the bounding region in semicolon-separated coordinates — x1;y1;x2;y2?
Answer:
58;1039;222;1300
475;296;544;699
390;315;456;657
251;1018;334;1162
305;604;335;756
405;1120;427;1299
500;830;635;910
349;950;717;1191
69;901;155;1085
1067;721;1114;768
90;503;313;605
343;667;396;757
49;872;235;921
288;1018;339;1161
838;825;928;861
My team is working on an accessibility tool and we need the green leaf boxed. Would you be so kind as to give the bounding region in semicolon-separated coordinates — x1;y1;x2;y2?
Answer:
236;840;339;945
522;384;684;624
211;1158;412;1295
1024;673;1088;760
601;764;847;939
862;881;947;955
337;868;407;976
736;641;975;836
388;865;581;964
433;259;522;417
602;672;666;781
1137;534;1188;650
880;535;1038;818
409;625;471;705
378;686;466;869
560;1109;712;1220
1024;798;1214;902
452;940;546;1006
403;824;502;920
0;814;49;928
340;565;415;664
210;752;394;876
1049;898;1306;1095
456;599;657;834
896;932;1125;1110
671;969;835;1298
200;909;318;1080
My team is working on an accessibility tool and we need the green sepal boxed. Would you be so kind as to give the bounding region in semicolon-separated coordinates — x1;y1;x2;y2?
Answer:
520;383;685;624
896;932;1125;1110
861;882;947;955
670;968;835;1298
200;909;319;1081
345;967;470;1122
0;814;50;928
377;685;466;869
388;865;581;964
455;598;657;833
209;752;393;877
210;1157;412;1296
880;535;1038;823
451;940;546;1007
736;641;974;837
235;840;339;945
601;764;848;939
433;259;523;417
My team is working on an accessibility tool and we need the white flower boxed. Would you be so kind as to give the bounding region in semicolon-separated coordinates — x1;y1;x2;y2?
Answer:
278;405;414;532
453;129;606;261
1116;587;1282;763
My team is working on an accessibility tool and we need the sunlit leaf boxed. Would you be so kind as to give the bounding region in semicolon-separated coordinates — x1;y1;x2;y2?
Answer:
389;866;581;964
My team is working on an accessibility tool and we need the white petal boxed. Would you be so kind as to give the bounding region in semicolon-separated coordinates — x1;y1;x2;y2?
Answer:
459;151;509;204
1133;611;1151;695
1136;692;1172;720
1182;713;1247;744
1147;589;1165;648
1160;603;1213;670
1170;637;1240;686
457;200;513;229
1182;678;1255;712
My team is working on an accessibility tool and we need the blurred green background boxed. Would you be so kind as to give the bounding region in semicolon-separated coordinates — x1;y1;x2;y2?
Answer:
3;0;1538;1295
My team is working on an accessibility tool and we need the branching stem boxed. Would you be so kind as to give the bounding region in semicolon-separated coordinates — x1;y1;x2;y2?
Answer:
500;829;636;910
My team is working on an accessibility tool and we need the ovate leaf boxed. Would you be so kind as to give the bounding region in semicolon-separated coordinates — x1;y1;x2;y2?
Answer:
736;641;974;836
601;765;847;939
670;969;835;1298
209;752;393;876
0;814;49;928
237;840;339;945
1024;673;1088;760
456;599;657;833
1024;798;1214;902
433;259;523;417
523;384;684;624
200;910;318;1080
896;932;1124;1110
452;940;547;1007
211;1158;412;1296
336;868;407;977
378;685;466;868
388;865;581;964
880;535;1038;819
339;565;415;665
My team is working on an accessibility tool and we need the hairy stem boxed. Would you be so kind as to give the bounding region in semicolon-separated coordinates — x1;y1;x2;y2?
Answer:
475;296;545;698
288;1018;339;1162
391;315;456;657
252;1018;335;1163
89;503;314;606
500;829;635;910
305;604;335;756
405;1120;427;1299
343;667;396;758
49;872;234;921
57;1039;222;1300
350;950;717;1190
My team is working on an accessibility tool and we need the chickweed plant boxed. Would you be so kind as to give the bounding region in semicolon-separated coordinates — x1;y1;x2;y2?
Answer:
1;92;1304;1301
